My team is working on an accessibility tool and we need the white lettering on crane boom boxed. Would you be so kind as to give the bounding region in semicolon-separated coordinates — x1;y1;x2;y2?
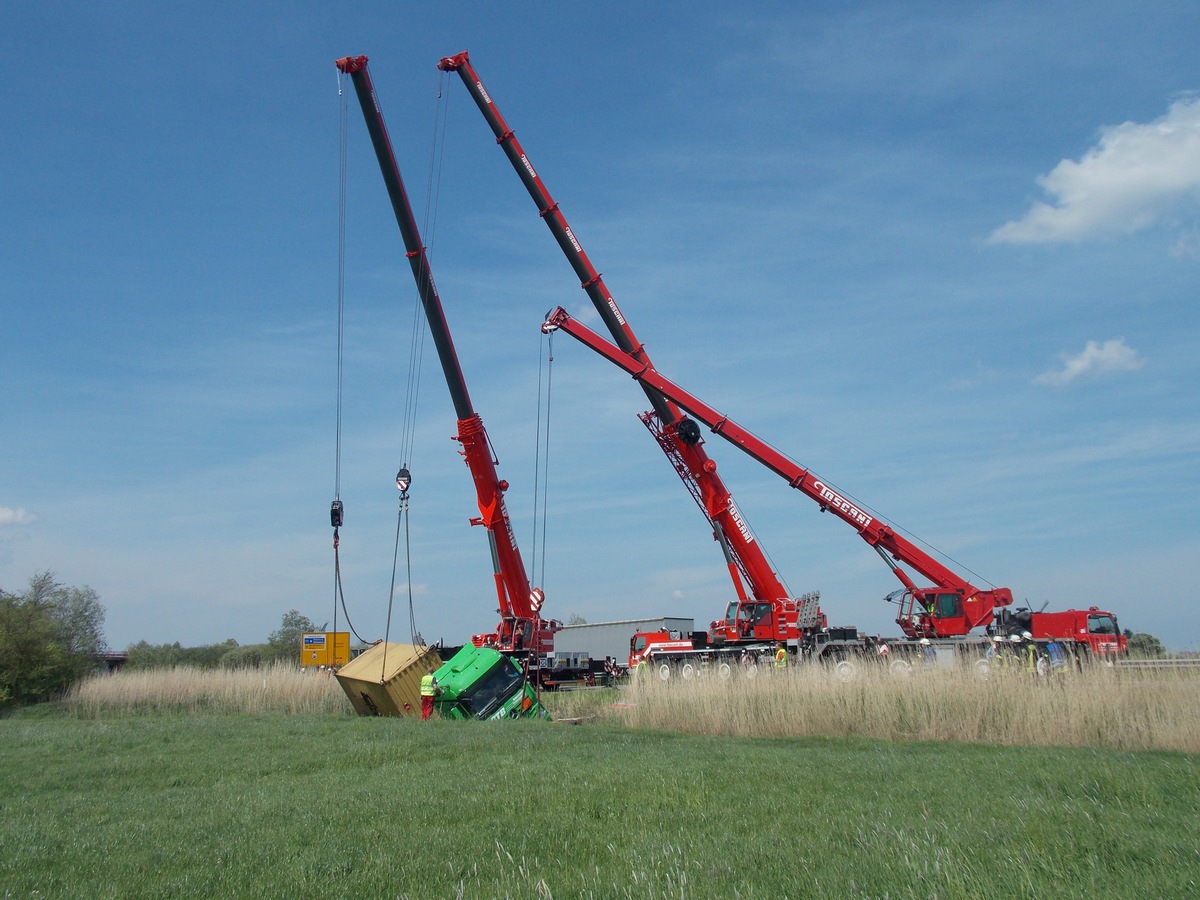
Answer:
563;226;582;253
812;480;873;528
606;298;626;325
475;82;492;105
728;501;755;545
519;154;538;182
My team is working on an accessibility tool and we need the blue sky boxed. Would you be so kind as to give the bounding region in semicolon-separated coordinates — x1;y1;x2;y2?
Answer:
3;3;1198;651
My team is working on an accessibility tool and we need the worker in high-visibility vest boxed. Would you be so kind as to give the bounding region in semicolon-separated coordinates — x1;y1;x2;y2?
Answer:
774;644;788;669
420;673;437;720
1019;631;1040;677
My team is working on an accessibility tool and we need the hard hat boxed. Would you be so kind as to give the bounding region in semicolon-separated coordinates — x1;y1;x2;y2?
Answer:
919;638;931;645
1009;634;1022;643
992;635;1004;642
1021;631;1033;640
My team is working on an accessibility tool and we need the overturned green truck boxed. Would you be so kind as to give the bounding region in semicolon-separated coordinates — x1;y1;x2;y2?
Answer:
335;642;545;721
432;646;545;721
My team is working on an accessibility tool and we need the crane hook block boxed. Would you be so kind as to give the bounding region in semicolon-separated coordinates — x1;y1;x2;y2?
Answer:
396;468;412;494
330;499;344;528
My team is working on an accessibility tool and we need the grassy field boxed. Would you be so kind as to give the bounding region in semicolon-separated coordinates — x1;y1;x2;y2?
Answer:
3;697;1199;897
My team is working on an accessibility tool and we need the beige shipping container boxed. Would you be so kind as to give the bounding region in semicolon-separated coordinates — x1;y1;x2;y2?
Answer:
335;642;443;717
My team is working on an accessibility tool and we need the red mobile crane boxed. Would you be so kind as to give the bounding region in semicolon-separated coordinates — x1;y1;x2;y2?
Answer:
542;307;1127;662
335;55;557;668
437;50;826;661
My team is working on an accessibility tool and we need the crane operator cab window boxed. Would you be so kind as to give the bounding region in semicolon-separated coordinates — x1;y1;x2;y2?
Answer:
1088;614;1118;636
736;602;772;636
932;593;962;619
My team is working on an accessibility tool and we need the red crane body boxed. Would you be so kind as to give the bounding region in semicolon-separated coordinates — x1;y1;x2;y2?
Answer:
542;307;1013;639
335;55;554;658
438;50;821;646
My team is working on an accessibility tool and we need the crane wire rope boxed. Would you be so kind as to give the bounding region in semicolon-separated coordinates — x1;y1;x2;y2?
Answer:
531;328;555;588
381;68;457;668
331;71;371;649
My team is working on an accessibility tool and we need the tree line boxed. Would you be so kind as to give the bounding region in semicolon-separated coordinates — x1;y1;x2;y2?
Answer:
0;572;106;708
123;609;324;671
0;571;1181;711
1;572;323;711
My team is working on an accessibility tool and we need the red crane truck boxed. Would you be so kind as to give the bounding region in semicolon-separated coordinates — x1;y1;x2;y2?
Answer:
335;55;560;694
541;307;1127;671
437;50;828;669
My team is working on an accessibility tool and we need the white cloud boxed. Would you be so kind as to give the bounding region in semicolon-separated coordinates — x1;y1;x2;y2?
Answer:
1033;338;1144;387
0;507;37;527
1170;227;1200;258
991;96;1200;244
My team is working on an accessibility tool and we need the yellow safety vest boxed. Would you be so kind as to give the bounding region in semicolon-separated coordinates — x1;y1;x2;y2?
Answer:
774;648;787;668
1022;644;1038;673
420;674;435;697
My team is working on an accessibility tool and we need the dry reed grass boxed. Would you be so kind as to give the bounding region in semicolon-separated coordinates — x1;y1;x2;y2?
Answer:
67;660;1200;753
67;664;351;717
606;663;1200;752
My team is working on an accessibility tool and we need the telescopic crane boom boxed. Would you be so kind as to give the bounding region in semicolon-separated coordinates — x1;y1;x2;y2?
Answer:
438;50;823;646
542;307;1014;639
335;55;554;658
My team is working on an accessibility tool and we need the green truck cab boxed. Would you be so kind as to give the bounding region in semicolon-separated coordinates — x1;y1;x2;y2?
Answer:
433;645;545;720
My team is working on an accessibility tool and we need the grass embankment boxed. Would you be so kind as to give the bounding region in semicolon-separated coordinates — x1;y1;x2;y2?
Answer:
2;713;1198;898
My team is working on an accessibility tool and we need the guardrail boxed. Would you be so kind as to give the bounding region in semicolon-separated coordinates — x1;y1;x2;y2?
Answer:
1114;658;1200;670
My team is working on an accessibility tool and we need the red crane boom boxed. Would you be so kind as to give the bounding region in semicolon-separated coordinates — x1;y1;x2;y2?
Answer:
438;50;821;646
335;55;554;657
542;306;1014;638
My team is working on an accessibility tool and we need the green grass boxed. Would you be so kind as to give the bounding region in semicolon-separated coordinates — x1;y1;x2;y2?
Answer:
2;712;1198;898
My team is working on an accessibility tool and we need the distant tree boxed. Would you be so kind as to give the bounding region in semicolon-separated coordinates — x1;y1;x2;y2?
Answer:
266;610;324;664
187;638;240;669
219;643;268;669
566;613;588;626
125;640;186;670
126;638;249;670
0;571;107;708
1124;631;1166;658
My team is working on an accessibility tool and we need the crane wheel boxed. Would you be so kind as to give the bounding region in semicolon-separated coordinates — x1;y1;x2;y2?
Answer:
657;663;672;682
834;659;858;683
889;659;913;678
717;662;733;680
973;658;991;681
681;662;696;680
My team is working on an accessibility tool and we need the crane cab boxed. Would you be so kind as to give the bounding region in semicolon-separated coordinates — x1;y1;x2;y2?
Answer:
891;588;969;638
